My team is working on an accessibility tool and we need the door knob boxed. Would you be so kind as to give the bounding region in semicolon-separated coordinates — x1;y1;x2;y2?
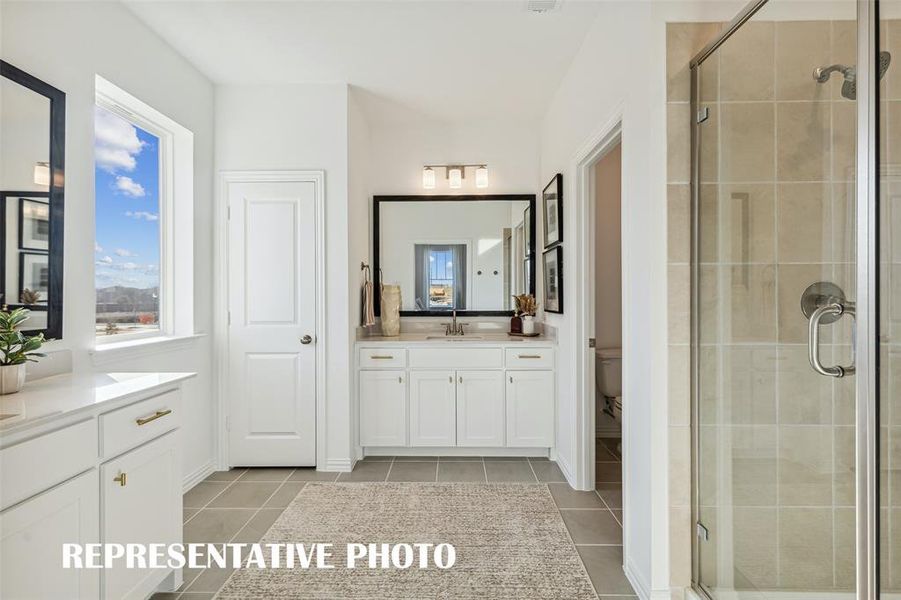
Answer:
300;335;313;345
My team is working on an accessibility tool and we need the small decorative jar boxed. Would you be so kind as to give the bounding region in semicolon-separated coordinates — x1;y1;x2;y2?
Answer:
0;364;26;395
522;315;535;335
510;314;523;334
381;285;402;337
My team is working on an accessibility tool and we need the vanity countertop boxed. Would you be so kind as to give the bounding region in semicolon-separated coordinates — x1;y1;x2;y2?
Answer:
356;332;555;346
0;372;195;437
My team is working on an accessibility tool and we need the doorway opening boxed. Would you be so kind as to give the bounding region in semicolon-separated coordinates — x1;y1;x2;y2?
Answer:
590;139;623;509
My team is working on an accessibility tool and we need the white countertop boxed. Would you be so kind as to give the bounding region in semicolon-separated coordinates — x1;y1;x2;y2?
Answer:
356;332;554;346
0;372;195;436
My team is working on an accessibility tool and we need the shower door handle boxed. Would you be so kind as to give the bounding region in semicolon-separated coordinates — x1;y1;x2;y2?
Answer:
807;302;855;378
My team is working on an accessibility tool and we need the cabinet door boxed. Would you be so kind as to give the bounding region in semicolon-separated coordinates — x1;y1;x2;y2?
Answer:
0;469;100;600
506;370;555;447
409;370;456;447
102;431;180;600
456;370;505;447
359;370;407;446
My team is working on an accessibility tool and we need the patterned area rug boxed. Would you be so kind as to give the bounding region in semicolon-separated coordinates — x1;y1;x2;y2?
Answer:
215;483;597;599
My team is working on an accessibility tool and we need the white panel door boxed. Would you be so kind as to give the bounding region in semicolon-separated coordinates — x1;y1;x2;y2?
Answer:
0;469;100;599
456;370;504;447
409;370;456;447
101;432;180;600
506;370;555;447
359;370;407;447
228;180;317;465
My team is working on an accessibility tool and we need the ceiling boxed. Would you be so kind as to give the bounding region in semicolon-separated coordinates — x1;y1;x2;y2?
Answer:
123;0;603;123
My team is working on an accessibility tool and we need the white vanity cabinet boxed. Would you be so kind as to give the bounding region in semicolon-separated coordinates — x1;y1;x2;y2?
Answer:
0;469;100;599
409;371;457;446
506;370;555;447
102;431;181;600
456;370;505;447
0;373;193;600
357;342;554;453
359;369;408;446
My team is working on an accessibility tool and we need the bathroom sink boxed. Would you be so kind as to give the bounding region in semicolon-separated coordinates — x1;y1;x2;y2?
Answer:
425;336;484;341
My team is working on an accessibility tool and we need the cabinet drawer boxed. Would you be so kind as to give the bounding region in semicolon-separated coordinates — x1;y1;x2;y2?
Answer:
0;419;97;510
409;348;503;369
359;347;407;368
100;391;180;459
505;347;554;369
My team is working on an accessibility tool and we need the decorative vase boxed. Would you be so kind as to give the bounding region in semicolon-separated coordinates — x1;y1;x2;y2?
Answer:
0;364;26;395
510;315;522;334
522;315;535;335
381;285;402;337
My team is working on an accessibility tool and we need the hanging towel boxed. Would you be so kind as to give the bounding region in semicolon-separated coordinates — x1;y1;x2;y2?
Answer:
361;266;375;327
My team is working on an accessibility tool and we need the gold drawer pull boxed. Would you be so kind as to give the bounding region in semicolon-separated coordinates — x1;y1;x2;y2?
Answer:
114;472;127;487
135;409;172;426
518;354;543;359
370;355;394;360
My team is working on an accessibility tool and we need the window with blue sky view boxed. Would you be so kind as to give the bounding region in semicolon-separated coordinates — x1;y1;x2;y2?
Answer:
94;105;161;336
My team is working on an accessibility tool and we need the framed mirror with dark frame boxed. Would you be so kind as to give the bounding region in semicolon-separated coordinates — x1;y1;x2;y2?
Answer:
0;60;65;339
373;194;536;317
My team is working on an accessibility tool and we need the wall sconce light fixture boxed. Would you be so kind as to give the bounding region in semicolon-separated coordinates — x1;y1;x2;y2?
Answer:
33;161;50;187
421;164;489;190
422;166;436;189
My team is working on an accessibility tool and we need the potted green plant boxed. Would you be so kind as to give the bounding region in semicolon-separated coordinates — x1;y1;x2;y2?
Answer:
0;308;46;395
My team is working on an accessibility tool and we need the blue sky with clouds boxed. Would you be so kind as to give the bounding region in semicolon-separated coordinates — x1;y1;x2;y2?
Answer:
94;106;160;290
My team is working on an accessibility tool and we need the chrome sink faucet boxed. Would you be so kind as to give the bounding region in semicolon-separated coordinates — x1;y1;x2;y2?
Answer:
445;310;465;336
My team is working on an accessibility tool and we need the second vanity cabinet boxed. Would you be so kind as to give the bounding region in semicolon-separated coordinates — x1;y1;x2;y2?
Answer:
0;373;192;600
358;344;554;451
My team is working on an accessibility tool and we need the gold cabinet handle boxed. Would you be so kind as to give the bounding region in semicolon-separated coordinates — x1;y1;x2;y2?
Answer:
518;354;542;359
135;409;172;426
114;472;127;487
398;376;403;383
370;355;394;360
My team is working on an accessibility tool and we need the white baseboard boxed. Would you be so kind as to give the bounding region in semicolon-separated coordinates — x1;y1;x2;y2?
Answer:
322;457;354;472
556;452;577;488
183;460;215;493
624;557;652;600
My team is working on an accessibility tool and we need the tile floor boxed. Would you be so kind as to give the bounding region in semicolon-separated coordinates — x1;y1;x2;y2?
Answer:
153;439;630;600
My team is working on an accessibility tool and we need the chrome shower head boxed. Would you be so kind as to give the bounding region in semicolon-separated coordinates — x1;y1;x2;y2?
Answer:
813;51;892;100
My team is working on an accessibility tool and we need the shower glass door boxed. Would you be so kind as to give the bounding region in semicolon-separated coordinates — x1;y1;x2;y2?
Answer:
880;4;901;597
692;1;861;597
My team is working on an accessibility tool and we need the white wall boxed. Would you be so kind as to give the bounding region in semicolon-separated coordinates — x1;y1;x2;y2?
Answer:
368;121;539;196
347;87;371;458
0;1;216;484
595;144;622;350
215;83;355;470
539;2;745;597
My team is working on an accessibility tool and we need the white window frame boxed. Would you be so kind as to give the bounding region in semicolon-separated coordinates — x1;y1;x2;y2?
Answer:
93;75;194;348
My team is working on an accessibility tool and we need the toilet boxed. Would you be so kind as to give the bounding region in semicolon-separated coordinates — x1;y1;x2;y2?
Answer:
596;347;622;422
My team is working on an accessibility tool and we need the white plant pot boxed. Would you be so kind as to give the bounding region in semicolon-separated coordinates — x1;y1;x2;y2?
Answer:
381;285;402;337
522;315;536;335
0;364;26;395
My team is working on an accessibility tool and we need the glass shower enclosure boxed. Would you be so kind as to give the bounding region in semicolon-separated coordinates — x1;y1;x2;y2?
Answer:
690;0;897;598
